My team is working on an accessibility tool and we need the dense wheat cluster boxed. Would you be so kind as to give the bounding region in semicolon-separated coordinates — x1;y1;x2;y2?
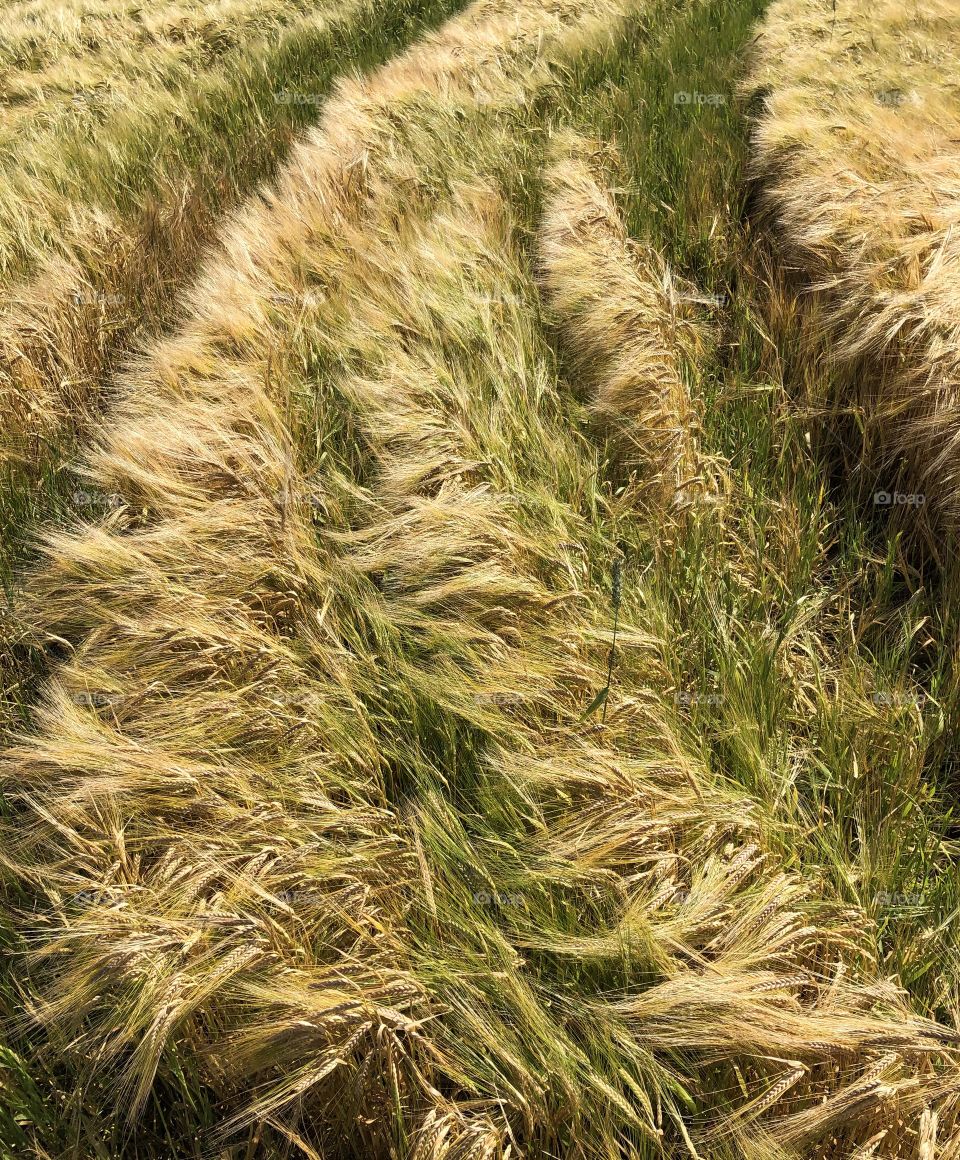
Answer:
742;0;960;546
0;0;460;464
538;135;711;511
3;0;960;1156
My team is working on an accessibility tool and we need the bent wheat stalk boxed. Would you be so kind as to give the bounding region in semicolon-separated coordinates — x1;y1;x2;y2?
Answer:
538;135;707;510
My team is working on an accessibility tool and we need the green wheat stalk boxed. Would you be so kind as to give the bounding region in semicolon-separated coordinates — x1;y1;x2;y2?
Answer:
582;553;623;722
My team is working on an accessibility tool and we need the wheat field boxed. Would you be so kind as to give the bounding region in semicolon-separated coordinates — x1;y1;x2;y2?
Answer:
2;0;960;1156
